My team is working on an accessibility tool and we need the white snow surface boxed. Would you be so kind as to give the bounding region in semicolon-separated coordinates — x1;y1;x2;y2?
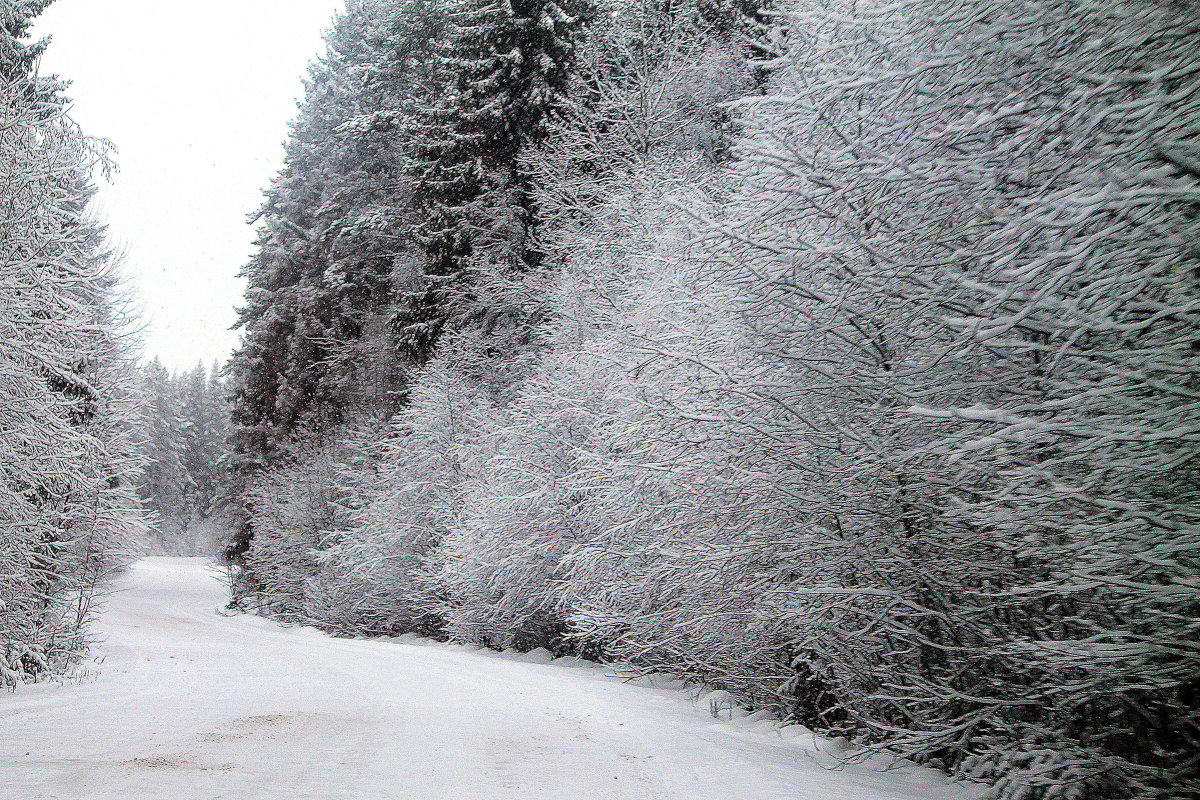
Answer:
1;558;984;799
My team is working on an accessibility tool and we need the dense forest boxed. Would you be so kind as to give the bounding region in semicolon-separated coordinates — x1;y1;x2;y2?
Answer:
219;1;1199;798
2;0;1197;798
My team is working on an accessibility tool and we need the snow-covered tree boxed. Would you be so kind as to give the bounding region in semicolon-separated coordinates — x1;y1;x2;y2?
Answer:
225;0;446;576
0;0;143;685
397;0;591;358
228;0;441;464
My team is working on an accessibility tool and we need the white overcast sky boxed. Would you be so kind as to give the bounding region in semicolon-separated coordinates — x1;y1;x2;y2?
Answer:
33;0;347;373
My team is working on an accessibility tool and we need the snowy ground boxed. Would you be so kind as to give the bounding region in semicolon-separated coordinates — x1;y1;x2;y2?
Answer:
1;558;984;799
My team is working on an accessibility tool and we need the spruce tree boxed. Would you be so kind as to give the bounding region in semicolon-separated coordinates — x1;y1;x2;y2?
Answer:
225;0;444;569
229;0;443;466
0;0;51;81
398;0;591;360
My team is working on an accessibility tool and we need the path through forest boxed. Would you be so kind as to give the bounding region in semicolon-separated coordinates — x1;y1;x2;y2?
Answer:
1;559;981;799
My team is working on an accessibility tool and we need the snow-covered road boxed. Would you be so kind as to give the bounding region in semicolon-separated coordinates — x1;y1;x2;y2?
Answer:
2;559;980;799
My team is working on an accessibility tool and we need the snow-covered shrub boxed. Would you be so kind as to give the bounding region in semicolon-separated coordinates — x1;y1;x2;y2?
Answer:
241;430;374;622
722;1;1200;796
400;16;757;649
312;355;507;636
434;140;803;698
434;395;586;649
907;2;1200;793
553;195;796;702
421;12;796;679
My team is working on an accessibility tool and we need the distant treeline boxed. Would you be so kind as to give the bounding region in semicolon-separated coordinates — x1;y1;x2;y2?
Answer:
222;2;1199;799
135;360;231;556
